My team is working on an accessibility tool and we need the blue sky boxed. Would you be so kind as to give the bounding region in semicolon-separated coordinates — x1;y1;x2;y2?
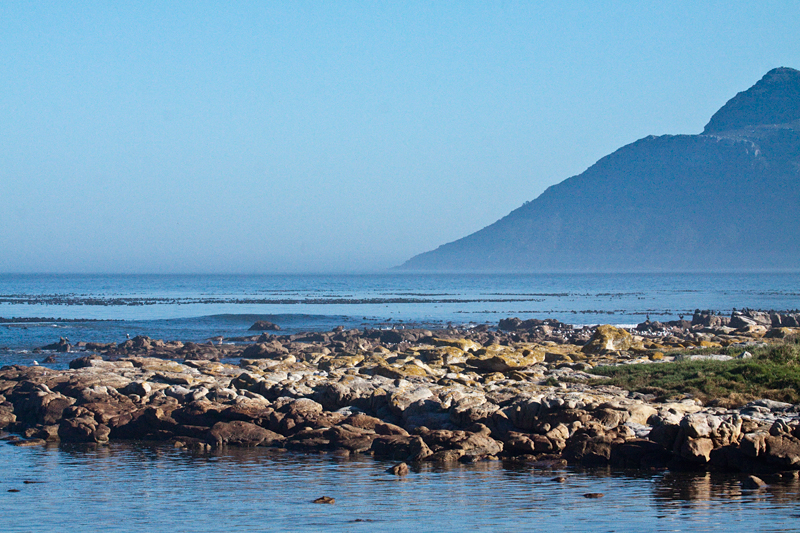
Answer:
2;1;799;273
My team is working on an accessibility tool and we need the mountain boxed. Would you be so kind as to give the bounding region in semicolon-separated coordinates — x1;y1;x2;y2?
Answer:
399;67;800;272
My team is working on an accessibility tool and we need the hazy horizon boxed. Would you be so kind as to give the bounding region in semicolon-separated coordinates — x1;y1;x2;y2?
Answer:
2;2;799;274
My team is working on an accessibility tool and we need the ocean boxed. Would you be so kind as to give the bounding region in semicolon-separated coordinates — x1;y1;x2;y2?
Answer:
2;272;799;356
1;272;799;531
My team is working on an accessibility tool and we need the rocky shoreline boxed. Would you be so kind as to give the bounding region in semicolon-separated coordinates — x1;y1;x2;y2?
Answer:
2;309;800;477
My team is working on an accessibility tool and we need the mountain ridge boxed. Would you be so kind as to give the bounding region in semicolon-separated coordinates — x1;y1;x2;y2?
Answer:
399;68;800;272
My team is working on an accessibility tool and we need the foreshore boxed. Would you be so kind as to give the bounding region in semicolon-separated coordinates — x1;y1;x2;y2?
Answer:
2;309;799;478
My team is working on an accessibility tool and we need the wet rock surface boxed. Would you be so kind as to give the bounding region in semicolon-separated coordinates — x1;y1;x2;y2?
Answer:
3;313;799;474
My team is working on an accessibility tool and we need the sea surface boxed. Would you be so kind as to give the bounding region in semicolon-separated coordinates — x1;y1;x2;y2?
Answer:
2;272;799;359
1;272;800;531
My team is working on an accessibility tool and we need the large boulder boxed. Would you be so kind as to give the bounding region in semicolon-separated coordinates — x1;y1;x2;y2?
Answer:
692;310;730;328
240;342;289;359
40;337;72;353
209;420;282;447
581;325;635;354
0;402;16;429
730;310;772;329
370;434;433;462
764;435;800;467
466;346;545;372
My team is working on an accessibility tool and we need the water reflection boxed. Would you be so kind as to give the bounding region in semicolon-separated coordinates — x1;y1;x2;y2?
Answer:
1;442;799;532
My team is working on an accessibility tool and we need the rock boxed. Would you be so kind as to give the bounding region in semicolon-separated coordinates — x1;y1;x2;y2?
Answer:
430;338;482;352
209;421;279;447
58;412;110;443
680;437;715;463
0;404;16;429
736;324;767;337
68;354;103;369
466;349;545;372
389;387;434;416
563;428;614;466
765;327;799;339
764;435;800;467
371;435;433;462
325;425;375;452
594;407;630;429
5;319;800;476
388;462;409;475
9;438;47;447
285;428;331;450
41;338;72;353
742;475;767;489
680;413;721;439
610;439;671;469
730;310;772;329
449;402;499;427
248;321;281;331
241;342;289;360
121;381;152;397
313;496;335;504
692;310;730;328
504;397;542;430
581;325;634;354
583;493;604;498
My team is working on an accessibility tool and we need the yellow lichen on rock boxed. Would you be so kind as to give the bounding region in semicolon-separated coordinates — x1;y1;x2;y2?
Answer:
466;348;545;372
430;338;481;352
581;325;634;354
765;327;799;339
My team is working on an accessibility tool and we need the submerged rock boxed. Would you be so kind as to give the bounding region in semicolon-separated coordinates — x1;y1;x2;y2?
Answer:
248;321;281;331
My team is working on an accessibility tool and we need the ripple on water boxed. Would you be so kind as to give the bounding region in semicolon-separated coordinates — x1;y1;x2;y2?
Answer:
1;442;800;532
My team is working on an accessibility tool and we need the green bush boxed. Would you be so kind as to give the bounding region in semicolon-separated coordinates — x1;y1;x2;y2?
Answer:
590;336;800;406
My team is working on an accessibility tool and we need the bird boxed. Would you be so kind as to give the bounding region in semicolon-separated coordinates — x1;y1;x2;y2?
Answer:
32;360;39;366
126;333;131;339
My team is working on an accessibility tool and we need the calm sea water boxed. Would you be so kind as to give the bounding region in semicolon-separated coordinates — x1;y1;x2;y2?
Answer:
2;272;799;354
1;272;800;531
2;442;800;533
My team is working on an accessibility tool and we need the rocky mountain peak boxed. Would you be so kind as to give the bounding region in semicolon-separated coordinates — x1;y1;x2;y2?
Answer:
399;68;800;273
703;67;800;134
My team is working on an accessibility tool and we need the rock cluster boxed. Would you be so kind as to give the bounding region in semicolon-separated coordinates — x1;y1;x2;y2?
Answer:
2;318;798;475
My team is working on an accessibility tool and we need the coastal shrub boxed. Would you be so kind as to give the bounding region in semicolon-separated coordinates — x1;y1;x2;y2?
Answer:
590;336;800;406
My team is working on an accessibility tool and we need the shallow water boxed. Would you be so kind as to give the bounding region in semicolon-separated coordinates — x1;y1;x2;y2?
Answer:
2;272;799;356
2;273;800;531
2;441;799;533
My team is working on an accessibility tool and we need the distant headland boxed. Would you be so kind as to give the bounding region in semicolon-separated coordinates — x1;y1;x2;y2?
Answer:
399;68;800;272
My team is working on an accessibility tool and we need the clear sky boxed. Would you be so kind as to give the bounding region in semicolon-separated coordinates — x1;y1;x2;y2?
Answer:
2;1;799;273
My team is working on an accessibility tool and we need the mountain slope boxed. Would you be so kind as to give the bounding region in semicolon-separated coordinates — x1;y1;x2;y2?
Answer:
399;68;800;272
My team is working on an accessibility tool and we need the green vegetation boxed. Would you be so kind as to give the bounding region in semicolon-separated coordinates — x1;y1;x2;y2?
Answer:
543;376;560;387
590;336;800;407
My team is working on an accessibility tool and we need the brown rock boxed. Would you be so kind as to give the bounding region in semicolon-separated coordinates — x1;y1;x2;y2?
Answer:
249;321;281;331
680;437;715;463
388;462;409;475
741;432;769;458
9;438;47;447
765;435;800;467
209;420;278;447
742;475;767;489
370;435;433;462
581;325;634;354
